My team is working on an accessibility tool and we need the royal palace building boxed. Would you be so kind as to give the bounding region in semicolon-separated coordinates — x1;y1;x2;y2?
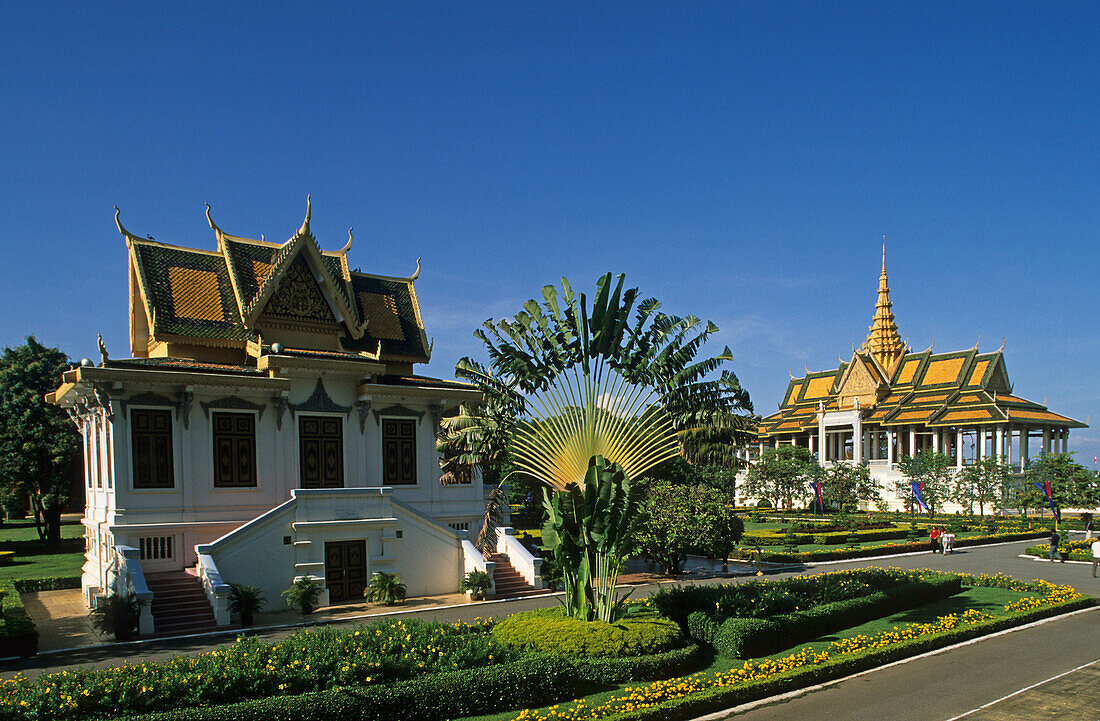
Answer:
756;247;1086;510
48;200;540;632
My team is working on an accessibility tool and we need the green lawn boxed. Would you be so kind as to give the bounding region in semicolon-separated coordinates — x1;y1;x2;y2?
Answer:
457;585;1032;721
0;518;85;582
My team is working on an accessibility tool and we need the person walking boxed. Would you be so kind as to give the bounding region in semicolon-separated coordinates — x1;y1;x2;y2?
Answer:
1092;537;1100;578
1085;515;1095;540
1049;528;1064;563
930;526;941;553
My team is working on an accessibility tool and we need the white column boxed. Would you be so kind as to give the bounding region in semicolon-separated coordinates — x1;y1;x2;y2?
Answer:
871;430;879;460
1019;427;1029;471
995;427;1005;462
817;415;826;466
853;418;862;464
956;428;964;470
977;428;986;460
909;426;916;457
1062;429;1069;453
932;429;940;453
887;430;896;464
1042;427;1050;456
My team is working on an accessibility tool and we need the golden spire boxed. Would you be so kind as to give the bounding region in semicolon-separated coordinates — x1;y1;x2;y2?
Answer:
860;237;907;372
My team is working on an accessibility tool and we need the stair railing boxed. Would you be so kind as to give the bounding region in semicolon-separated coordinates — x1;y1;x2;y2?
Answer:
194;544;232;626
460;538;496;597
112;546;155;635
495;527;544;589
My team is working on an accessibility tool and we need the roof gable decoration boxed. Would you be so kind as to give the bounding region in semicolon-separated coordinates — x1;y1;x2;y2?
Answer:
834;352;886;409
240;197;366;339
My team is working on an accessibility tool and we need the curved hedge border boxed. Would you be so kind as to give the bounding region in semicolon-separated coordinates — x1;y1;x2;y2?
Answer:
709;575;961;658
735;530;1048;564
102;645;704;721
0;580;38;658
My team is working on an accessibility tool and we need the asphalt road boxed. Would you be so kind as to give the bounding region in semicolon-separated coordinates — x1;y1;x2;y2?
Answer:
5;538;1100;720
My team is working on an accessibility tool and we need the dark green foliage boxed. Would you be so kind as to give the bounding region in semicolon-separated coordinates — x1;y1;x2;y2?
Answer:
282;577;323;614
632;481;743;574
491;607;683;658
713;576;962;658
460;569;492;599
228;584;265;626
0;337;81;546
365;572;407;606
11;576;81;592
0;579;38;657
92;593;144;641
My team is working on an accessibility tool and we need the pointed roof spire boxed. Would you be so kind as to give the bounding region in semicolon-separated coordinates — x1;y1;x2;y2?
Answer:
860;236;907;373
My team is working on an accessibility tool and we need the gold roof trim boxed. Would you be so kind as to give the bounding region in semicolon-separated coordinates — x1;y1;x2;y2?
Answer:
859;239;908;373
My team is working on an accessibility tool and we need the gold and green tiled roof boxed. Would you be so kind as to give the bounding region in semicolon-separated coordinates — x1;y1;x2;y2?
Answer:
759;346;1085;437
125;211;429;362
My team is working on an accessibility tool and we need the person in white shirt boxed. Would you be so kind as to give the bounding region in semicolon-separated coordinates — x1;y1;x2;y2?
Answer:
1091;538;1100;579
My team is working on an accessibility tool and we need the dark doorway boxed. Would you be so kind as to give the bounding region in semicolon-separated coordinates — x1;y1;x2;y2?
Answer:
299;416;344;488
325;540;367;602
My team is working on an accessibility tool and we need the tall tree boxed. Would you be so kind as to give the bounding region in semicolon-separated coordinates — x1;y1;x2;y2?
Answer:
633;481;744;574
895;450;953;515
820;461;883;511
1024;453;1098;524
742;445;815;509
953;456;1013;516
0;337;80;545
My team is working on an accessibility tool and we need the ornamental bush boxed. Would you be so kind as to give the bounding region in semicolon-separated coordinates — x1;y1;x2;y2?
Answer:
0;579;37;657
491;607;684;658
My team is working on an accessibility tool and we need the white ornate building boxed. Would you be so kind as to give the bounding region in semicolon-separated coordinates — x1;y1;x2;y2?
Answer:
49;200;540;633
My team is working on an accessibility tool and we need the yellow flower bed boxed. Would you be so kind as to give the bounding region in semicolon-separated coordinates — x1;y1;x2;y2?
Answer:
510;582;1083;721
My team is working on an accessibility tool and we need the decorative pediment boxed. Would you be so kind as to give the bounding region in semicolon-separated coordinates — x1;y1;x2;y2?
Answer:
119;392;180;419
290;378;352;417
372;403;424;425
200;396;267;420
259;255;341;329
835;355;883;410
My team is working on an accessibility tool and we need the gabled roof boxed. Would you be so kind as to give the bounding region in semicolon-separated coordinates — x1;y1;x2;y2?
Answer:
117;200;430;362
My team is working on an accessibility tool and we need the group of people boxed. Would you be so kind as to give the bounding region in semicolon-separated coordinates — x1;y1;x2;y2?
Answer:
929;526;955;554
1047;527;1100;578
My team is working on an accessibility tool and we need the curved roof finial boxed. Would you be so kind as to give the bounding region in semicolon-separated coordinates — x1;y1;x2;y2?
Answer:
205;202;222;233
882;234;887;274
974;334;981;350
408;257;421;281
114;206;133;238
339;228;353;254
297;194;312;236
998;337;1005;352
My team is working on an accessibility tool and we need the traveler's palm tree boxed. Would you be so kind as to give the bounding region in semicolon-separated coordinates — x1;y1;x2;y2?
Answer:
438;273;753;620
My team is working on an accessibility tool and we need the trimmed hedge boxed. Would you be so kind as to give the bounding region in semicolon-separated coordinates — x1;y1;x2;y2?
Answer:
13;576;81;592
108;646;705;721
742;528;908;547
733;530;1048;564
0;580;38;658
581;595;1094;721
491;607;683;658
712;575;961;658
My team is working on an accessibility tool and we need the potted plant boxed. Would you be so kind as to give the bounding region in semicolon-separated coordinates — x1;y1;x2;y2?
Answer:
228;584;265;627
365;571;407;606
281;577;322;615
460;569;492;600
91;592;144;640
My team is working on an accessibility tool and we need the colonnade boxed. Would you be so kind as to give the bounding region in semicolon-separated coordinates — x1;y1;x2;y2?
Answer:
758;424;1071;471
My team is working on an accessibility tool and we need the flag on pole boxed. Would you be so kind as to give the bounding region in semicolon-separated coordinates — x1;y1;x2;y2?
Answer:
1033;480;1059;519
810;481;824;513
911;481;930;512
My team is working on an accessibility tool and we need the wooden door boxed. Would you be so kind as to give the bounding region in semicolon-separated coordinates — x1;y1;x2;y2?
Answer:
299;416;344;488
325;540;367;603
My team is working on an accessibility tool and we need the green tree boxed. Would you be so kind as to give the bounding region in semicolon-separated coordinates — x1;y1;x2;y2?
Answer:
633;481;744;574
819;461;882;511
1024;453;1098;525
742;445;815;509
895;450;952;515
0;337;80;546
953;456;1013;516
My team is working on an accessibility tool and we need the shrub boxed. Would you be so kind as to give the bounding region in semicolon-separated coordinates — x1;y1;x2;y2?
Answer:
0;579;38;657
365;572;407;606
282;577;323;614
755;498;772;509
713;575;962;658
228;584;265;627
492;607;684;658
91;592;144;641
460;570;492;600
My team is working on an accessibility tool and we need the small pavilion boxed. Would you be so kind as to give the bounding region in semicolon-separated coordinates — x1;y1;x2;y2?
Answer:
757;247;1085;476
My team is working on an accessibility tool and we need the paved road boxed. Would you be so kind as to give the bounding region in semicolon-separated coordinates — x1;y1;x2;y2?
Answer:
5;538;1100;721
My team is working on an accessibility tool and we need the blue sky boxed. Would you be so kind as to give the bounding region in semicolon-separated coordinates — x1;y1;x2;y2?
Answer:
3;3;1100;463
